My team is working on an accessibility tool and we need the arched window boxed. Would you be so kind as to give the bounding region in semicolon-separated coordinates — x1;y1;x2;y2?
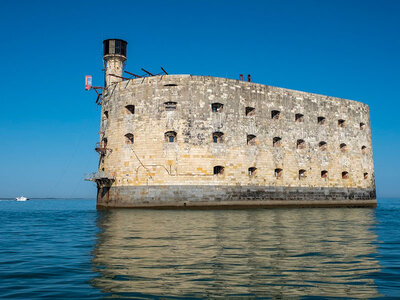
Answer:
212;132;224;143
124;133;134;144
364;172;368;179
164;101;177;111
318;116;326;125
360;122;366;130
321;170;328;178
338;119;346;128
211;103;223;113
340;143;347;152
273;137;282;147
271;110;280;119
213;166;224;175
103;111;109;119
342;171;349;179
245;107;255;116
274;168;283;178
299;169;306;180
165;131;177;143
319;141;327;151
125;105;135;114
247;134;256;145
297;139;305;149
295;113;304;122
361;145;367;155
248;167;257;177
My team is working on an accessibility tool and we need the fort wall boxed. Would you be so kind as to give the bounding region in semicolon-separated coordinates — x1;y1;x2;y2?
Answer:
96;75;375;208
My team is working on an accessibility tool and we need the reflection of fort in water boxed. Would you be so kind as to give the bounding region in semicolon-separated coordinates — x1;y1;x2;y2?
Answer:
92;209;380;298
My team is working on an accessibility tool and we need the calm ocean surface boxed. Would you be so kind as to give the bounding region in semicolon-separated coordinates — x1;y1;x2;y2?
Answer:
0;199;399;299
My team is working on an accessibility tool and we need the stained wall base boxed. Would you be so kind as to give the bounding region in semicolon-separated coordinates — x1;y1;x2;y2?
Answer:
96;185;377;209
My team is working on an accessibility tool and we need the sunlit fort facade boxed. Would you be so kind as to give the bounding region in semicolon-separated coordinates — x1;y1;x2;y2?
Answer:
87;39;376;208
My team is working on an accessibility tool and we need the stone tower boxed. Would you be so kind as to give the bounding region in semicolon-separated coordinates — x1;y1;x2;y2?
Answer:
103;39;127;87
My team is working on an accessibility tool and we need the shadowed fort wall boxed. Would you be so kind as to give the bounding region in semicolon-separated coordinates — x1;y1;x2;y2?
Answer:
97;75;375;208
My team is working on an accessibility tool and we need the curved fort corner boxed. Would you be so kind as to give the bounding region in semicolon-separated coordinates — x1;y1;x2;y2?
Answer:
93;39;376;208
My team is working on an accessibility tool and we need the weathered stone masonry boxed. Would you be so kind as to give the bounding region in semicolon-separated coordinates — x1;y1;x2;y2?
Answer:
94;39;376;208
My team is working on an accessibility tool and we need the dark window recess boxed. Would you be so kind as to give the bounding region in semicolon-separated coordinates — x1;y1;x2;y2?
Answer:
248;167;257;177
212;132;224;143
360;122;366;130
125;133;134;144
164;101;177;111
213;166;224;175
295;113;304;122
245;107;255;116
273;137;282;147
321;170;328;178
340;143;347;152
274;168;283;178
299;169;306;180
297;139;305;149
125;105;135;114
165;131;177;143
211;103;224;113
164;84;178;87
342;171;349;179
247;134;256;145
338;119;346;128
318;116;326;125
364;172;369;179
104;111;109;119
319;141;327;151
102;138;108;148
362;145;367;154
271;110;280;119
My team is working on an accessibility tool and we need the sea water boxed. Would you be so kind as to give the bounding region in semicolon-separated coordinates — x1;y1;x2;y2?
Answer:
0;198;399;298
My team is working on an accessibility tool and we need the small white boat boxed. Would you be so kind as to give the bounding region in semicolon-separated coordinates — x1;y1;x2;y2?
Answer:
16;196;29;201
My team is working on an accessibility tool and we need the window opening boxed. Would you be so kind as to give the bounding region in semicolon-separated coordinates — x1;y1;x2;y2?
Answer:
271;110;280;119
338;119;346;128
340;143;347;152
299;169;306;180
213;166;224;175
295;113;304;122
125;133;134;144
125;105;135;114
360;122;366;130
245;107;255;116
321;170;328;178
104;111;109;119
362;145;367;154
164;84;178;87
165;131;177;143
164;101;177;111
319;141;327;151
247;134;256;145
273;137;282;147
274;168;283;178
342;171;349;179
364;172;368;179
211;103;223;113
102;138;108;148
318;116;326;125
248;167;257;177
297;139;305;149
212;132;224;143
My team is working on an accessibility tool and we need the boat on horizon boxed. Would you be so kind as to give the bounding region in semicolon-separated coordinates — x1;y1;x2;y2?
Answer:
15;196;29;201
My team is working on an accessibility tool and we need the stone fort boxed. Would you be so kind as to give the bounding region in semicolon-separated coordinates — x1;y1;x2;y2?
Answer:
89;39;376;208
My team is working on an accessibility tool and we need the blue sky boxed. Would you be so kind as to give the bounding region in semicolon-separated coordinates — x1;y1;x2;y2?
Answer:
0;0;399;198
